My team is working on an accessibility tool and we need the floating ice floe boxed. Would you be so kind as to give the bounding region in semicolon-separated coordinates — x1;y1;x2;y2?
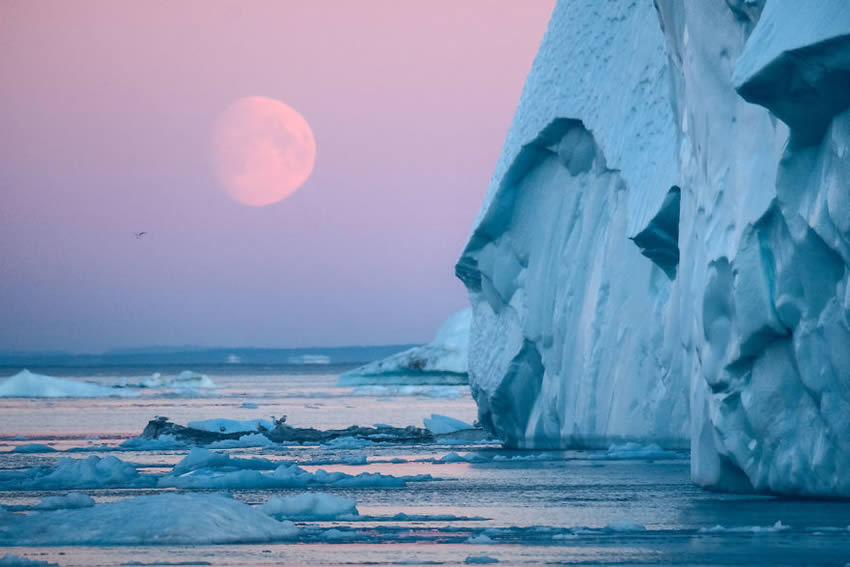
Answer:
139;370;217;391
10;443;56;453
0;493;298;546
465;556;499;565
424;414;474;435
0;370;134;398
207;433;276;449
4;493;95;512
604;443;680;460
119;434;187;451
322;436;375;450
158;448;434;490
0;455;152;491
0;554;58;567
339;309;471;386
260;492;358;520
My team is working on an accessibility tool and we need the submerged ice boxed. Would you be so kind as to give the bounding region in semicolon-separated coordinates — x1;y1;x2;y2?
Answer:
457;0;850;496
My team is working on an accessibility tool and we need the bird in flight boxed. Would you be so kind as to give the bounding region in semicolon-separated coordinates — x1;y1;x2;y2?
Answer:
133;232;148;239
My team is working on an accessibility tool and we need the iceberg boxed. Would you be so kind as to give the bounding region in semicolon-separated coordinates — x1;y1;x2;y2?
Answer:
457;0;850;496
0;370;133;398
0;494;298;546
455;0;688;450
338;309;471;385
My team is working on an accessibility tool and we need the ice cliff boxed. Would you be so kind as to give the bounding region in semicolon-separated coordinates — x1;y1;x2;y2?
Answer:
339;309;471;385
457;0;850;496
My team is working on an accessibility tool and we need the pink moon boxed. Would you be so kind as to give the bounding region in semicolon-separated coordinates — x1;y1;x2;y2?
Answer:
211;96;316;207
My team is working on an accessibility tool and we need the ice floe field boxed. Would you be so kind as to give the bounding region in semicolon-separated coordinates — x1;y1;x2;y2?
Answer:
2;365;850;566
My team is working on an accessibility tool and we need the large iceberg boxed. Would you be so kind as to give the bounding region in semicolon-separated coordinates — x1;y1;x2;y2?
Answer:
338;309;471;385
457;0;850;496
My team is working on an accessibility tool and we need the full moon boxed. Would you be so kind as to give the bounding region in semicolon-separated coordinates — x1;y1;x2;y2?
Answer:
211;96;316;207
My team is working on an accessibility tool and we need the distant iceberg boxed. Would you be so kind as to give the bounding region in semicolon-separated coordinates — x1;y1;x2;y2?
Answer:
339;309;471;385
288;354;331;365
0;370;134;398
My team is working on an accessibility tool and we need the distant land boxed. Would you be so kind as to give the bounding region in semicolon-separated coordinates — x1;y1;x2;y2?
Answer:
0;344;418;369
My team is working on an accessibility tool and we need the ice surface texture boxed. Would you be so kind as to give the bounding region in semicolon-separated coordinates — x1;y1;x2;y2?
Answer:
339;309;471;384
458;0;850;496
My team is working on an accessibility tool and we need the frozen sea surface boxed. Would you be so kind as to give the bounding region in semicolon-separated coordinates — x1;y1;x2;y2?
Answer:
2;366;850;566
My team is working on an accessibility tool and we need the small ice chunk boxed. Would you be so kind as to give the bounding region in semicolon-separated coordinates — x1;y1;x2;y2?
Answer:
260;492;358;520
11;443;56;454
119;434;186;451
465;556;499;565
34;493;95;510
207;433;275;449
322;437;375;449
424;414;473;434
466;534;494;544
187;418;274;434
0;554;58;567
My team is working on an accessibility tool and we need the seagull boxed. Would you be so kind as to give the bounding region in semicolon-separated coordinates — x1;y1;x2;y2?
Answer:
133;232;148;239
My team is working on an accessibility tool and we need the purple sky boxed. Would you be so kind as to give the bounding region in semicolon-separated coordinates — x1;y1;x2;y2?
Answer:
0;1;553;352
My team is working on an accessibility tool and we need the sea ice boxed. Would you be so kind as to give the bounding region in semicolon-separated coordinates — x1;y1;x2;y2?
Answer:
0;493;298;546
260;492;358;520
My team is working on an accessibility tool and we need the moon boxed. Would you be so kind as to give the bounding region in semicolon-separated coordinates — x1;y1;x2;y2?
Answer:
211;96;316;207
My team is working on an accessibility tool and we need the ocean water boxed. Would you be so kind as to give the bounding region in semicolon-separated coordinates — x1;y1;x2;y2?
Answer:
2;365;850;566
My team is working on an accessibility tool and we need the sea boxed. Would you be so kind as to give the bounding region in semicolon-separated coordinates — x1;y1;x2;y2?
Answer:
2;361;850;567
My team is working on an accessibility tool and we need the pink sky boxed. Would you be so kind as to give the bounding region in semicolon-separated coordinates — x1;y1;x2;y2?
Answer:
0;1;554;352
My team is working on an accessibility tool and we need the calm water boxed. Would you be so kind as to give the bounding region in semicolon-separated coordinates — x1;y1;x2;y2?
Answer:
2;366;850;566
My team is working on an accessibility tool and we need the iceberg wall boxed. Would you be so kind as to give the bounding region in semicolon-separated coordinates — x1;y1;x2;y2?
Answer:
458;0;850;495
455;0;689;449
